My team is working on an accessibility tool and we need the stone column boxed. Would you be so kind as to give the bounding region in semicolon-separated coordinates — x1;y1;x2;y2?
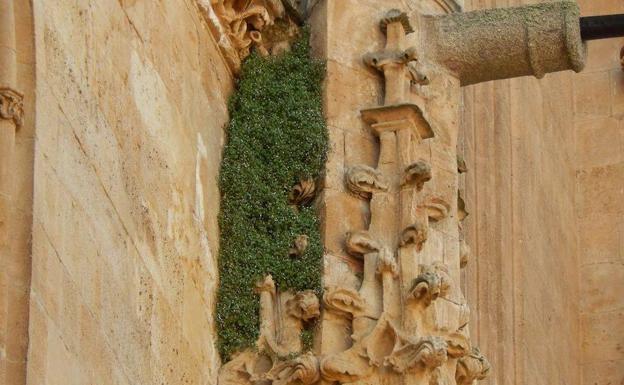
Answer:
0;0;25;384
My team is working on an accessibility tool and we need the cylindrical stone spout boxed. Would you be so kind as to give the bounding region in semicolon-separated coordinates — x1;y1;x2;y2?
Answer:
422;1;586;86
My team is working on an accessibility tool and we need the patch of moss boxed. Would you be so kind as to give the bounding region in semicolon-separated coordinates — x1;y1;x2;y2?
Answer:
217;30;327;361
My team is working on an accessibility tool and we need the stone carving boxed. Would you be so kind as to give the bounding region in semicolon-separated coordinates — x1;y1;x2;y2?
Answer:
219;9;490;385
210;0;291;65
457;154;468;174
620;46;624;71
268;353;320;385
424;196;451;222
288;234;309;257
218;275;321;385
346;164;389;199
455;348;491;385
289;178;316;206
400;220;428;250
460;240;470;268
345;230;380;257
402;160;432;190
0;87;24;128
323;286;365;317
408;263;451;306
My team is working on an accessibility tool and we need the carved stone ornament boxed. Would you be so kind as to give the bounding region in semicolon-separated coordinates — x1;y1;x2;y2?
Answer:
0;87;24;128
460;240;470;268
408;263;451;306
423;196;451;222
209;0;293;68
455;347;491;385
288;234;309;257
402;160;432;190
219;8;491;385
400;220;428;250
323;286;365;317
346;164;389;199
289;178;316;206
345;230;380;257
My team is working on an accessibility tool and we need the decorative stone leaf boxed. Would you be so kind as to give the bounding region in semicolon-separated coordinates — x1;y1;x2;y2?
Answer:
376;248;398;277
424;196;450;222
268;353;320;385
401;161;432;190
444;332;470;359
399;220;428;251
408;263;451;306
289;234;309;258
385;334;448;373
289;178;316;206
323;287;365;317
286;290;320;321
456;347;491;385
345;230;380;257
345;165;388;199
320;348;373;383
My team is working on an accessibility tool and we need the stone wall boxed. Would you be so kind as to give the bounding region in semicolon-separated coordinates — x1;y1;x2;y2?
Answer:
573;2;624;385
460;1;581;384
26;1;233;384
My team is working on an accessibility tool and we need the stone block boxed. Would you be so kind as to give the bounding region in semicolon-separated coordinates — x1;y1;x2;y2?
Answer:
577;163;624;217
574;71;612;119
581;310;624;363
580;262;624;314
575;117;624;169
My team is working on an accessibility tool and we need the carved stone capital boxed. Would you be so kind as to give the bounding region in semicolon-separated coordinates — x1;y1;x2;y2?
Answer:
0;87;24;128
345;164;388;199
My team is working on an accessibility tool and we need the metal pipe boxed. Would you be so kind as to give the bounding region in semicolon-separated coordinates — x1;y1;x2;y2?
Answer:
580;14;624;40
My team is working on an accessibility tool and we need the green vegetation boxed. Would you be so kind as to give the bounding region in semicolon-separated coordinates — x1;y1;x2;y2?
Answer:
216;30;327;361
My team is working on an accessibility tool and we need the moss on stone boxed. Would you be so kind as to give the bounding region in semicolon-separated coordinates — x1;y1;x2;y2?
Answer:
217;30;327;361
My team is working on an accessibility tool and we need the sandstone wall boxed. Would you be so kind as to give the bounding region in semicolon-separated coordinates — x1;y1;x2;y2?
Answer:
460;1;581;384
573;2;624;385
26;1;233;384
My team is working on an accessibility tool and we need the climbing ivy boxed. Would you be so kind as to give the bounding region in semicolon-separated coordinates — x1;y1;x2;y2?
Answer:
216;30;327;361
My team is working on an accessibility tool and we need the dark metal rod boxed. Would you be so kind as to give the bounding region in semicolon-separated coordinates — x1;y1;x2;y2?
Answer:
580;14;624;40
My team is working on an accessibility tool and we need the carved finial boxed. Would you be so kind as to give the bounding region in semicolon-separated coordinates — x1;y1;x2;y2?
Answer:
380;9;414;35
286;290;320;321
289;178;316;206
289;234;309;257
456;347;491;385
346;164;388;199
345;230;380;257
402;161;432;190
0;87;24;128
400;220;428;250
